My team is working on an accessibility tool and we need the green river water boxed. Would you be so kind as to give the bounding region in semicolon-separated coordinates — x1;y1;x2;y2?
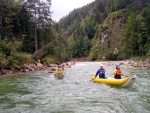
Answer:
0;62;150;113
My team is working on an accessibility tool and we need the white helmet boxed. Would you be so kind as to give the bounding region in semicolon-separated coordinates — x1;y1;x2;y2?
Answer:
100;64;103;67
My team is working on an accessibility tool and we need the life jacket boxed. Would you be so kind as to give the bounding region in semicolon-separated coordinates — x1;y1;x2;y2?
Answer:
57;68;61;71
99;69;104;74
116;69;122;76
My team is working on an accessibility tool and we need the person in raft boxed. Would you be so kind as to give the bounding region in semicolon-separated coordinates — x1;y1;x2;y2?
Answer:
56;65;63;71
95;64;106;78
66;62;69;66
113;64;123;79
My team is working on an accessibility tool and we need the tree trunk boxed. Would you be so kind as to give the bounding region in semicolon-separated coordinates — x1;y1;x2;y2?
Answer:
35;10;38;51
0;34;1;42
0;9;2;41
35;24;38;51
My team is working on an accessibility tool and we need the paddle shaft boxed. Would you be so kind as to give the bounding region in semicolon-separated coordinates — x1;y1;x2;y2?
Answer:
90;77;96;82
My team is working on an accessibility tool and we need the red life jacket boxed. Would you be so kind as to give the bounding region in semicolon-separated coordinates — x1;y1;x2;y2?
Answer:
100;69;104;73
116;69;121;76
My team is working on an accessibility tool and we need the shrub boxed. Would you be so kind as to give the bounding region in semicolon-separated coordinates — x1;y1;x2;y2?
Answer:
105;51;118;60
5;52;34;70
42;56;59;66
88;51;97;61
129;56;146;61
0;52;7;67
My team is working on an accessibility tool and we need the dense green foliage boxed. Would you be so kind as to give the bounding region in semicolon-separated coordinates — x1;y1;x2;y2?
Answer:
58;0;150;61
121;10;150;58
0;0;150;71
0;0;58;70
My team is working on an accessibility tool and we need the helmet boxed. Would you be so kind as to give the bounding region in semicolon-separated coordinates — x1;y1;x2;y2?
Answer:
116;64;120;67
100;64;103;67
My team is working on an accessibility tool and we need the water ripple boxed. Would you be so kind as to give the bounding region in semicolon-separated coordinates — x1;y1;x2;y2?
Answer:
0;62;150;113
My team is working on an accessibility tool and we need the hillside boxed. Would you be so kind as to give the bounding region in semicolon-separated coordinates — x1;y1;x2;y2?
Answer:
58;0;150;61
0;0;150;73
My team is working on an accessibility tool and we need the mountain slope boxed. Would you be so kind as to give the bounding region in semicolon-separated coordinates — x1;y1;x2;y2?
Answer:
57;0;150;60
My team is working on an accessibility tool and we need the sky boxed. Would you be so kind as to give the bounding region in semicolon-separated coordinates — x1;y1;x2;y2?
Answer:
51;0;95;22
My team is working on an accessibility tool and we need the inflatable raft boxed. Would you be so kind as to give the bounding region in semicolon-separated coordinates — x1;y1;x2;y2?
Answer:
91;75;136;87
48;67;57;74
64;65;71;68
54;68;65;79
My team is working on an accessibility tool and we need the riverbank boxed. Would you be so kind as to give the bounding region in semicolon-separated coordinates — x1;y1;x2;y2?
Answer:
0;60;58;77
0;60;150;77
72;56;150;69
72;57;150;69
104;60;150;69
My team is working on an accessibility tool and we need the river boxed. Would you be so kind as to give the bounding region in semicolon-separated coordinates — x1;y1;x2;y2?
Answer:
0;62;150;113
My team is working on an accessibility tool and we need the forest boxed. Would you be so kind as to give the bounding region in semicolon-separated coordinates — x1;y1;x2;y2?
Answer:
0;0;150;71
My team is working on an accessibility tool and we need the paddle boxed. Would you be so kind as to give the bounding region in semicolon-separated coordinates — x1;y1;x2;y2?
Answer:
90;76;96;82
63;70;67;76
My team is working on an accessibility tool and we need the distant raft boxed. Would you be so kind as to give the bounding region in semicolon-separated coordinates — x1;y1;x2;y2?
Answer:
48;67;57;74
64;65;71;68
91;75;136;87
54;68;65;79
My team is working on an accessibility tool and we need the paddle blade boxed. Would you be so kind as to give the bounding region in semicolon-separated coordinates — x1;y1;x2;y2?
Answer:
89;77;96;82
89;79;93;82
48;71;54;74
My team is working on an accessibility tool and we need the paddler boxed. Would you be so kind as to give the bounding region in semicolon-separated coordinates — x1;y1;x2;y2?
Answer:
95;64;106;78
113;64;123;79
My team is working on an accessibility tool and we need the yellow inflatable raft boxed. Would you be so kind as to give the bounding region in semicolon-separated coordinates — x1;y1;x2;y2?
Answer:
54;68;65;79
91;75;136;87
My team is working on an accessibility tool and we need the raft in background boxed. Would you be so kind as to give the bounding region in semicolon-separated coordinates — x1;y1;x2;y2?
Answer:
54;68;65;79
64;65;71;68
48;67;57;74
91;75;136;87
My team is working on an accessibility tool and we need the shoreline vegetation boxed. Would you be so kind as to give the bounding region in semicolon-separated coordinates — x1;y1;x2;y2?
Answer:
0;59;59;77
0;58;150;78
0;1;150;78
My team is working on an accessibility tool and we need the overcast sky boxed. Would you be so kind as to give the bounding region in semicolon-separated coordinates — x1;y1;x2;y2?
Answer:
51;0;95;22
